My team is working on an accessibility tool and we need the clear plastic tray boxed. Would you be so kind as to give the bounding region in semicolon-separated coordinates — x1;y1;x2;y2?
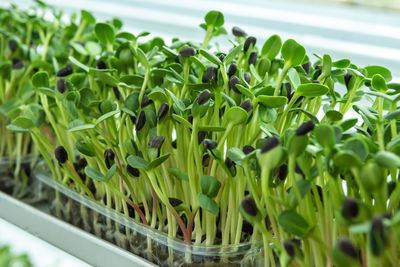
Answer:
33;161;264;266
0;155;44;203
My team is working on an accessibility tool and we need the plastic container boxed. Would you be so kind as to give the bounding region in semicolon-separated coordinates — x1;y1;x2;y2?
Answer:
33;161;264;266
0;155;44;203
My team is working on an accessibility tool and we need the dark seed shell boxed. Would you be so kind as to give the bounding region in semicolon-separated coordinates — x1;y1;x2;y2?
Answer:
342;197;359;219
302;62;311;74
241;197;258;217
260;136;281;154
127;165;140;177
284;82;292;98
203;139;217;150
344;73;353;89
174;55;181;64
141;95;153;108
229;75;242;94
232;26;247;37
198;131;207;144
172;140;177;149
179;47;196;57
74;158;88;171
218;54;225;61
188;114;193;124
338;238;358;259
113;87;120;100
157;102;169;120
57;64;73;77
197;90;211;105
244;72;251;84
283;240;295;258
248;51;258;65
243;145;255;155
8;39;17;52
206;66;218;82
371;216;386;244
12;58;25;69
169;198;183;207
136;111;146;131
227;63;237;77
57;79;67;94
96;60;107;69
55;146;68;164
243;36;256;53
240;99;253;113
296;120;315;136
148;136;165;149
129;115;136;124
225;157;235;168
312;80;321;84
274;164;288;181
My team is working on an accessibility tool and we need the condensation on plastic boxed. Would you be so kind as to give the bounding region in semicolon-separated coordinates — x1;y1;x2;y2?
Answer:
34;161;264;266
0;155;44;203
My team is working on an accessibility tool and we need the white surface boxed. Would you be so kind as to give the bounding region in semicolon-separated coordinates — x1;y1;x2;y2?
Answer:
0;217;90;267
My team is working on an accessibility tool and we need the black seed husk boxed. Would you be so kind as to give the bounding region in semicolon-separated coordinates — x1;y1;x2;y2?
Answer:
229;75;242;94
344;73;352;89
129;115;136;124
57;64;73;77
312;80;321;84
371;216;386;244
338;238;358;259
261;136;281;153
296;120;315;136
283;240;295;258
243;145;255;155
12;58;24;69
342;197;359;219
157;102;169;120
218;54;225;61
96;60;107;69
203;139;217;150
174;55;181;64
248;51;257;65
227;63;237;77
55;146;68;164
202;154;210;167
244;72;251;84
179;47;196;57
285;82;292;98
295;163;304;176
113;86;120;100
104;149;115;168
241;197;258;217
141;95;152;108
148;135;165;149
206;66;218;81
188;114;193;124
74;158;88;171
169;198;183;207
57;79;67;94
315;65;322;70
225;157;235;168
240;99;253;113
8;39;17;52
232;26;247;37
136;111;146;131
127;165;140;177
172;140;177;149
275;164;288;181
197;90;211;105
302;62;311;74
244;36;256;53
198;131;207;144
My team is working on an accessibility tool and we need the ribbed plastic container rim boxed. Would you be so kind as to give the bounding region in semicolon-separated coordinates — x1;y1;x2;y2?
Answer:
33;160;263;257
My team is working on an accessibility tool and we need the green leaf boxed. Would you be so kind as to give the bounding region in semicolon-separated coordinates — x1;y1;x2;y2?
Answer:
134;47;150;70
95;110;119;125
147;153;170;170
81;10;95;24
227;148;246;162
325;110;343;121
289;108;319;123
68;56;89;72
353;105;377;122
76;138;95;157
344;137;369;162
375;151;400;168
11;116;34;129
200;175;221;198
261;35;282;60
257;95;287;108
259;105;278;123
31;71;49;88
171;114;192;129
371;74;388;92
287;180;312;208
339;118;358;132
168;168;189;181
281;39;306;66
320;54;332;79
104;164;117;181
198;193;219;215
199;49;221;65
204;10;224;27
6;124;30;132
287;68;301;89
166;89;186;112
332;59;351;69
85;166;105;182
364;65;392;82
383;110;400;121
235;84;254;99
94;23;115;46
224;106;248;126
278;210;311;238
68;124;95;132
85;41;102;56
127;155;149;169
315;124;335;149
333;151;361;168
296;83;329;97
223;44;243;65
